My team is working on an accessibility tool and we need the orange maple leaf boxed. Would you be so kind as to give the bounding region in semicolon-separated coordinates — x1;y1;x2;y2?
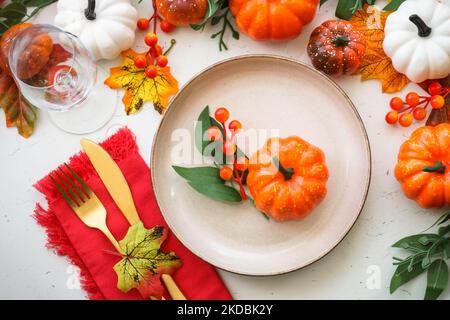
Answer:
349;5;410;93
104;49;178;115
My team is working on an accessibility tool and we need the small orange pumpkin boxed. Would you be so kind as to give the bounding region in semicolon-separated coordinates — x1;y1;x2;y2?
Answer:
247;136;328;221
0;23;53;80
395;123;450;208
156;0;207;26
229;0;319;41
307;20;366;76
0;23;32;76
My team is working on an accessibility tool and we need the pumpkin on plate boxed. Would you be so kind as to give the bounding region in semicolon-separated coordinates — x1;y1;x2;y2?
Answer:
229;0;319;41
383;0;450;83
395;123;450;208
247;136;328;221
54;0;138;61
307;19;366;76
156;0;207;26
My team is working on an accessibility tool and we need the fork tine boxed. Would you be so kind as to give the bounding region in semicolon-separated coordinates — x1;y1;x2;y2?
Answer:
49;173;77;208
54;169;84;205
64;163;92;196
58;167;88;202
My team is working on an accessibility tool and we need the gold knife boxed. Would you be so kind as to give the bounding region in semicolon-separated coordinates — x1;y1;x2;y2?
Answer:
80;138;186;300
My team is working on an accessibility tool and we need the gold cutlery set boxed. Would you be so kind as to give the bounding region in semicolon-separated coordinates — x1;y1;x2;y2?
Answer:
50;139;185;300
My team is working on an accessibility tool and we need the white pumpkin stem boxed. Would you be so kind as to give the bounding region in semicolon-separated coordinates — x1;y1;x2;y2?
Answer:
409;14;432;37
84;0;96;20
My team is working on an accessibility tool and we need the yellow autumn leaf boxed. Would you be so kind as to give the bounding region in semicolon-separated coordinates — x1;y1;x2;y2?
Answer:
104;49;178;115
349;6;410;93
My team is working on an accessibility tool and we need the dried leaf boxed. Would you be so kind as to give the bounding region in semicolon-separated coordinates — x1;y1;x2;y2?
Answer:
0;70;37;138
113;222;182;299
419;77;450;126
350;5;410;93
104;49;179;115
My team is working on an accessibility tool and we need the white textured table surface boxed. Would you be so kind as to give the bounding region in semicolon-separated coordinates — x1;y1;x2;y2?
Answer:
0;1;448;300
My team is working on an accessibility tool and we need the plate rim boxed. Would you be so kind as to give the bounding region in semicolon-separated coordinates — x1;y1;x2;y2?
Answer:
150;54;372;276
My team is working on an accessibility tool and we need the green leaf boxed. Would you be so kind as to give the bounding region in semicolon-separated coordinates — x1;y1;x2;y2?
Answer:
113;222;182;299
392;234;440;252
425;260;448;300
320;0;329;6
438;225;450;237
0;3;27;19
365;0;376;5
172;165;223;184
390;259;427;294
191;0;224;29
188;180;242;202
195;105;213;155
335;0;360;20
383;0;406;11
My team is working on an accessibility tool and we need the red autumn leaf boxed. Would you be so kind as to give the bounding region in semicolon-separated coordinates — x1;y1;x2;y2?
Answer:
419;76;450;126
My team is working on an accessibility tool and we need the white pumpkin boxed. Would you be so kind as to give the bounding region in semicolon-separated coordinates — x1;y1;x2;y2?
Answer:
54;0;138;61
383;0;450;83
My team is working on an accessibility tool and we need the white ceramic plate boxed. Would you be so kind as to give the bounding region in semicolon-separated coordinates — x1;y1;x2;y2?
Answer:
151;55;371;276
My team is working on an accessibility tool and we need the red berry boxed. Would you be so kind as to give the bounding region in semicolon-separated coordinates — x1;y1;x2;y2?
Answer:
428;82;442;96
405;92;420;107
144;33;158;47
133;55;147;68
150;45;162;58
390;97;404;111
137;18;150;31
413;107;427;120
385;111;398;125
430;95;445;109
145;66;158;79
206;126;222;141
219;166;233;181
222;140;236;156
399;112;413;127
160;20;174;33
215;107;230;123
228;120;242;133
156;55;168;67
235;157;248;171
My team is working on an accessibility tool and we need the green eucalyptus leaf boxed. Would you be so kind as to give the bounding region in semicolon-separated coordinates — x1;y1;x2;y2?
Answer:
390;259;427;294
191;0;224;29
335;0;360;20
383;0;406;11
195;105;213;155
172;166;223;184
0;2;27;19
188;180;242;202
22;0;57;7
425;260;448;300
438;225;450;237
320;0;329;6
393;234;439;252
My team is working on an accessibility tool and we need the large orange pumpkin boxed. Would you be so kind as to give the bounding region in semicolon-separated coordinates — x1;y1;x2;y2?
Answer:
247;136;328;221
395;123;450;208
229;0;319;41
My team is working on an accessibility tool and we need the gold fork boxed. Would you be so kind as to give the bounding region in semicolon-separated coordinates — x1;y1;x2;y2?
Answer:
49;163;122;253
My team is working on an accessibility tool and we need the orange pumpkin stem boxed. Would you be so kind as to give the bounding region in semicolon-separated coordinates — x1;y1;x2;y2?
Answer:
273;157;294;181
422;161;446;174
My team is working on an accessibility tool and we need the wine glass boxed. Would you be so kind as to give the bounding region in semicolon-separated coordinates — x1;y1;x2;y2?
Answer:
8;24;117;134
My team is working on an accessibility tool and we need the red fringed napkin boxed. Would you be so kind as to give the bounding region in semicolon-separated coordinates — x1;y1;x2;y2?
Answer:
34;127;232;300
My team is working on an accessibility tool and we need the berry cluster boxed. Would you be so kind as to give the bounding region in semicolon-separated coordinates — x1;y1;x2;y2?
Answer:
136;0;174;33
385;82;449;127
207;107;247;200
133;33;170;79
